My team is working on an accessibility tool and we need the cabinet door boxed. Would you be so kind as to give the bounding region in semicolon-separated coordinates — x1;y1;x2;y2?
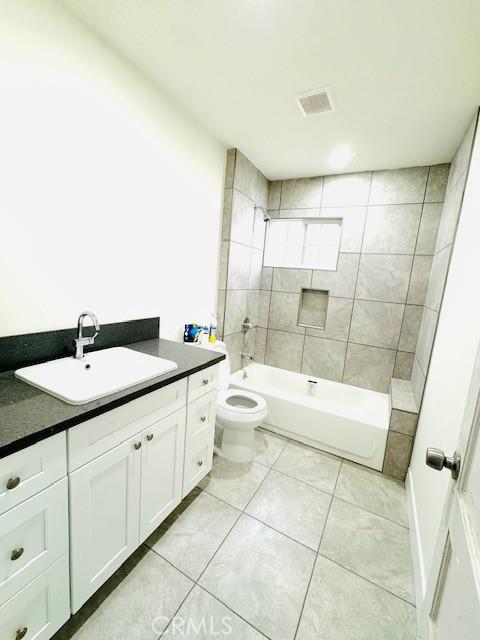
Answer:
0;554;70;640
69;436;142;613
0;478;68;606
139;408;186;542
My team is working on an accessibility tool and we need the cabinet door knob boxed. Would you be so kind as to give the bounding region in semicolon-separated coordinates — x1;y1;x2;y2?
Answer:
16;628;28;640
146;434;154;441
134;442;142;450
11;547;24;561
200;416;207;423
197;460;204;467
6;476;21;490
202;378;209;385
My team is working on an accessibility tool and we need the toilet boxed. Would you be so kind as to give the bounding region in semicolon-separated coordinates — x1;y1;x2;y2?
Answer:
211;342;268;462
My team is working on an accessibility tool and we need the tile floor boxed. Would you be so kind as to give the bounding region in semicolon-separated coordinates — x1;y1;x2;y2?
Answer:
54;428;417;640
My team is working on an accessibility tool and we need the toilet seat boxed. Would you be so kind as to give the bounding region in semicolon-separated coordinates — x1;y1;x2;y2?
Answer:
217;388;266;417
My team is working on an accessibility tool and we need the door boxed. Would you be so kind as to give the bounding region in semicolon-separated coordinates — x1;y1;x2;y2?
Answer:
69;434;142;613
139;407;186;542
419;345;480;638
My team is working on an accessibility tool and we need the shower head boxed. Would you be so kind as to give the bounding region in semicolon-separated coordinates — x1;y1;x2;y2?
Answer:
255;205;271;222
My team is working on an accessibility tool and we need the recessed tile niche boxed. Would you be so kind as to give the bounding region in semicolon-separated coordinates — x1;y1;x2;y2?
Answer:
298;288;329;329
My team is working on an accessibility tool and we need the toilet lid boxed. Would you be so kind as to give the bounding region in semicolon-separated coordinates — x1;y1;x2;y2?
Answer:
217;388;266;414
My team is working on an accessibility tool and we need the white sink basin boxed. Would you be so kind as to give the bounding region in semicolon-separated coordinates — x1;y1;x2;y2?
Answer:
15;347;178;405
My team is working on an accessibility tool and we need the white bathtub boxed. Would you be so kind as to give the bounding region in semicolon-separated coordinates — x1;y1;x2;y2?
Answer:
230;363;390;471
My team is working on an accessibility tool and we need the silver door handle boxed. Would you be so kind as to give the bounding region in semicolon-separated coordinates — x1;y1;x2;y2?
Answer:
426;448;461;480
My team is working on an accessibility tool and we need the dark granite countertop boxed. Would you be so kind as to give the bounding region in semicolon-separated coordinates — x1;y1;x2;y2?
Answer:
0;338;224;459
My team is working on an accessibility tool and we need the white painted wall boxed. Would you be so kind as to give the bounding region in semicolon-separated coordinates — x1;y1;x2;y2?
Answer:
409;117;480;595
0;0;225;341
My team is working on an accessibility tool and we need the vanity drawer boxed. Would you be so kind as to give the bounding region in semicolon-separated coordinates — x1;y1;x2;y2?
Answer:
188;365;218;403
68;379;187;471
0;433;66;516
182;435;214;498
185;391;216;450
0;478;68;606
0;554;70;640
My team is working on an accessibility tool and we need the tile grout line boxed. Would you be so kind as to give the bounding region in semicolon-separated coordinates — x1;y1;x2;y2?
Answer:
293;458;343;639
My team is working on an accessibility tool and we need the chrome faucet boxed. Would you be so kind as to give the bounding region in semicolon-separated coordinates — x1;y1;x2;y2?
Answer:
241;352;254;362
74;311;100;359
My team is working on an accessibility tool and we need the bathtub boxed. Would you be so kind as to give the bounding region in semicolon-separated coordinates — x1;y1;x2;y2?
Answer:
230;363;390;471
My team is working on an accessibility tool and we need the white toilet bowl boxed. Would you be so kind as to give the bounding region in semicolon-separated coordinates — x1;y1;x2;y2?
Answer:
216;388;267;462
193;341;267;462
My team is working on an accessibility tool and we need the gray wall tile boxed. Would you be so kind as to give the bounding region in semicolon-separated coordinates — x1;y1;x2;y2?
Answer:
407;255;433;305
269;291;304;334
268;180;281;209
398;305;423;353
321;206;366;253
255;327;267;363
356;254;412;303
416;203;442;255
350;300;404;349
343;343;396;393
265;330;304;372
224;290;248;336
227;241;251;290
272;267;312;292
252;206;266;250
257;291;271;328
411;356;426;408
362;204;422;254
233;150;257;200
393;352;414;380
434;175;465;253
311;253;360;298
390;409;418;437
322;172;371;207
224;332;243;372
301;336;347;382
249;248;263;290
222;188;233;240
256;172;269;209
425;164;450;203
306;297;353;342
424;245;451;312
260;267;273;290
415;307;438;374
369;167;428;205
217;289;226;339
225;148;236;189
246;290;260;326
280;177;323;209
230;190;254;246
383;431;414;480
218;241;229;291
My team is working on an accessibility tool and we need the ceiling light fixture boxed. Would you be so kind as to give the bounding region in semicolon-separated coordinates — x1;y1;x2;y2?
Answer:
328;145;358;170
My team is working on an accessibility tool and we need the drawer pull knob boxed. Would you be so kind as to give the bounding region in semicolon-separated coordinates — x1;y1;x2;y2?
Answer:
200;416;207;423
202;379;209;385
6;476;21;490
146;434;154;441
16;628;28;640
11;547;24;561
134;442;142;450
197;460;204;467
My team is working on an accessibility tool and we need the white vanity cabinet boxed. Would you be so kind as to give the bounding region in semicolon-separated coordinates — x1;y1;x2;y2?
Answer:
0;433;69;640
1;360;219;636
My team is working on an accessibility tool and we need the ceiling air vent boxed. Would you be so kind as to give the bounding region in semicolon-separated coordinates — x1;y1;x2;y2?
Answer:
296;88;335;117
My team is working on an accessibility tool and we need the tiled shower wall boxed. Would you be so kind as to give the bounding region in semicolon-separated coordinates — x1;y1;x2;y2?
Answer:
259;165;449;393
411;113;478;407
217;150;269;371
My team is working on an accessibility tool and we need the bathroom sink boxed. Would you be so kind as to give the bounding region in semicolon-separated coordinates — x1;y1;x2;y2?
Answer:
15;347;178;405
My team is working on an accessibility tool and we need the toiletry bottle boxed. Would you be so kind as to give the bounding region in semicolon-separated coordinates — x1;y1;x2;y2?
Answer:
209;314;217;343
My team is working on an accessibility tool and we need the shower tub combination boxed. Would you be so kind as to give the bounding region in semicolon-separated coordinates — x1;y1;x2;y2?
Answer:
230;363;390;471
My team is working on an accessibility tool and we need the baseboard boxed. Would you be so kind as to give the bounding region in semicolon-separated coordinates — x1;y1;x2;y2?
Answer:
406;468;426;619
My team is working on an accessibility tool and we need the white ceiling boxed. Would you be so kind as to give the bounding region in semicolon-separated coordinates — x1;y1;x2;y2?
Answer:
62;0;480;179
